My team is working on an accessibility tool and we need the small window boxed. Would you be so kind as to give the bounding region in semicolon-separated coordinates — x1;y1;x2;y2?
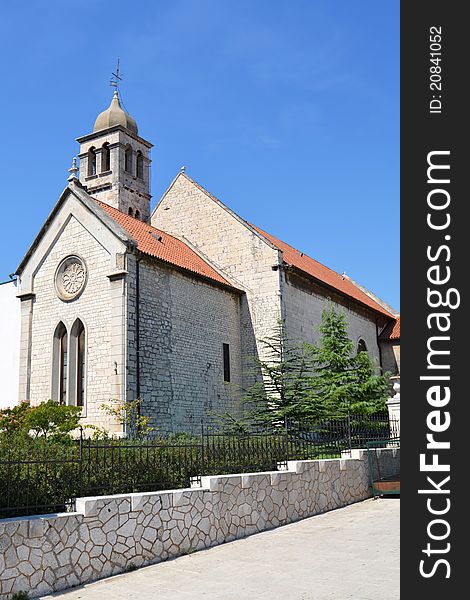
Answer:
136;151;144;179
128;207;134;217
101;142;110;172
223;343;230;382
125;145;133;173
135;210;140;220
88;147;96;176
357;339;368;354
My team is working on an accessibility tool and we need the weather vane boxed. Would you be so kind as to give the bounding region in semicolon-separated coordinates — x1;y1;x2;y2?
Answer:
110;58;123;92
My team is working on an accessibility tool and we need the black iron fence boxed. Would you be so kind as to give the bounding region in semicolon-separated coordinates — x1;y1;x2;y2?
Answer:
0;414;398;519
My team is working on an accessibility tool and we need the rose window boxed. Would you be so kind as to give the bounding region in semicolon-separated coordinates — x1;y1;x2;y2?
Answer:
55;256;87;301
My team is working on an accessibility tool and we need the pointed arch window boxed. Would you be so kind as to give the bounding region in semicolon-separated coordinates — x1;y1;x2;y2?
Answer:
357;339;368;354
88;147;97;176
136;151;144;179
101;142;110;172
70;319;86;408
52;322;68;404
125;145;133;174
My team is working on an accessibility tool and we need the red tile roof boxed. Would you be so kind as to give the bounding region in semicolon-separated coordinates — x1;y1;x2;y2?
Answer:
250;224;394;319
380;317;400;340
96;201;234;289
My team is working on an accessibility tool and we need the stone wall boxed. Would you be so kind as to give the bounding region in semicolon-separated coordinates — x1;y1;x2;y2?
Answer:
0;448;399;599
282;271;382;365
126;255;243;432
23;212;125;432
152;173;283;389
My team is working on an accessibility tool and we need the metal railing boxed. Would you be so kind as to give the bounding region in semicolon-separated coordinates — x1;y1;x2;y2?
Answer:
0;414;398;519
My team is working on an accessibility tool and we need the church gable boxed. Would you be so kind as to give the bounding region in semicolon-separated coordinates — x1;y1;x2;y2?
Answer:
152;173;282;287
17;183;131;294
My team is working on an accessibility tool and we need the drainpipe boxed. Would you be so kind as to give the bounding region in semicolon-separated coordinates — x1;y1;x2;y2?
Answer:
136;257;141;400
133;256;142;437
376;318;384;373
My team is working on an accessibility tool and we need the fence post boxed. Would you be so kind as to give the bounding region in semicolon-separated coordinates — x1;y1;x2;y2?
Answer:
347;408;352;453
78;426;84;500
200;419;205;484
284;416;289;468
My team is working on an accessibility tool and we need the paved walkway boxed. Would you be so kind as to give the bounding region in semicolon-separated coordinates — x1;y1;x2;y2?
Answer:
43;498;399;600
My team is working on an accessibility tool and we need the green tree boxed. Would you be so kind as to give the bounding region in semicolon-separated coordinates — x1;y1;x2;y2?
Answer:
0;402;32;437
100;398;156;437
305;305;391;416
25;400;82;439
241;320;320;426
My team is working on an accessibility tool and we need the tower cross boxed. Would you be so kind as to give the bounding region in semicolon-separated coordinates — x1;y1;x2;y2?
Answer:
110;59;123;91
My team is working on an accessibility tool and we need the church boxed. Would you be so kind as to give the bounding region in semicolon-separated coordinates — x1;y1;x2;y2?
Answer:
11;91;399;434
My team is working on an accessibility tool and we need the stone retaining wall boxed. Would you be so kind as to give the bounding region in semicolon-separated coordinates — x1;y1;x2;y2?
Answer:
0;448;399;599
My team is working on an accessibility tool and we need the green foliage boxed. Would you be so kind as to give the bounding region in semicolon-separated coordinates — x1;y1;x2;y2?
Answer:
25;400;82;439
240;307;391;425
100;398;156;438
11;592;30;600
304;305;391;416
242;320;318;425
0;402;32;436
0;401;81;441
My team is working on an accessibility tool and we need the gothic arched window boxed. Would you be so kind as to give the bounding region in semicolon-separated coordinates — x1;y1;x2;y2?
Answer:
70;319;86;407
101;142;110;172
357;339;368;354
88;147;97;176
136;151;144;179
52;322;68;405
125;145;133;174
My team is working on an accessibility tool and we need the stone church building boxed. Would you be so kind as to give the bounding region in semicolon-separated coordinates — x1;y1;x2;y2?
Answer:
13;92;398;434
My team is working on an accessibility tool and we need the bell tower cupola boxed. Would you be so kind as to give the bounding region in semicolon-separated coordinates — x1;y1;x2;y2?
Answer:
77;91;153;221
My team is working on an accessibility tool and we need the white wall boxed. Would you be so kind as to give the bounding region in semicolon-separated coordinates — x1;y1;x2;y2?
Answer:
0;279;20;409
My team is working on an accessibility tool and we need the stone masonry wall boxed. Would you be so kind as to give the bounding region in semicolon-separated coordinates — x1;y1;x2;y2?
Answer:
0;448;399;599
126;255;243;432
282;275;382;365
152;174;283;389
27;215;123;431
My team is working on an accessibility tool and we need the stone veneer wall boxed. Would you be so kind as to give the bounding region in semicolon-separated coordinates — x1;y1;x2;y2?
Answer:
0;448;399;599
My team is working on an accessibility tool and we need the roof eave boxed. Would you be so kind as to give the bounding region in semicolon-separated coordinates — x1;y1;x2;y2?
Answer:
134;249;243;294
285;264;394;321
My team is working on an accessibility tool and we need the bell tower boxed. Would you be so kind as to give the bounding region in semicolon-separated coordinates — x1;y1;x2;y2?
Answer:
77;91;153;221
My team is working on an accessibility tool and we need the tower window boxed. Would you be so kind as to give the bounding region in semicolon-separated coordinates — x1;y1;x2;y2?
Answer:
88;147;97;176
101;142;110;172
125;145;133;174
136;151;144;179
135;210;140;220
223;343;231;382
128;207;134;217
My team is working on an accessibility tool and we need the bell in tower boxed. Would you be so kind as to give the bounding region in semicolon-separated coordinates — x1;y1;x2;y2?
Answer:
76;91;153;221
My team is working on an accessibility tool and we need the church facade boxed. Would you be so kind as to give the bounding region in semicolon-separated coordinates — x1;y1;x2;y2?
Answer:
13;92;397;434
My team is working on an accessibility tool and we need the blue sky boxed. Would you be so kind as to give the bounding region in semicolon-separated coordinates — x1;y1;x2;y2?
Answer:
0;0;399;309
